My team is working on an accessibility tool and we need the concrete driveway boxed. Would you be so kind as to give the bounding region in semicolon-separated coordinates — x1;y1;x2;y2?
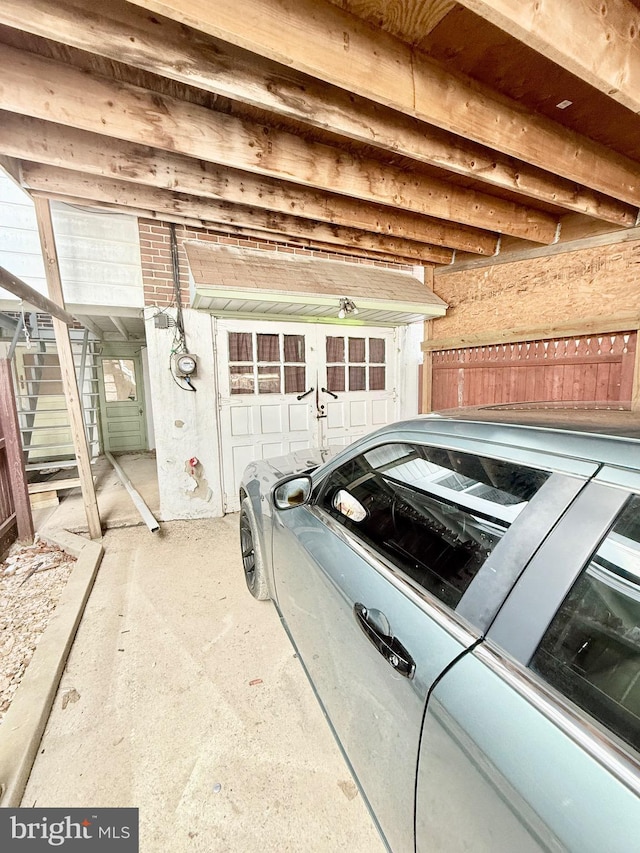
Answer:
22;517;383;852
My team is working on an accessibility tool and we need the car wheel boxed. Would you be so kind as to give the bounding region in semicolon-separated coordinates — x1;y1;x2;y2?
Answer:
239;498;270;600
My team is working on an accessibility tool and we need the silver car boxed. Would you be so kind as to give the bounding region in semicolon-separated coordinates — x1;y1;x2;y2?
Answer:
239;407;640;852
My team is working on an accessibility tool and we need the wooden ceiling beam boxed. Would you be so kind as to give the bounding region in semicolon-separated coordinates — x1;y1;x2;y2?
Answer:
0;113;496;255
0;155;22;187
0;0;633;226
455;0;640;115
30;192;439;267
0;45;558;243
21;164;456;264
123;0;640;206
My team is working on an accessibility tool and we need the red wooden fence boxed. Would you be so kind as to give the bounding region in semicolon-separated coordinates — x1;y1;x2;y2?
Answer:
432;331;637;411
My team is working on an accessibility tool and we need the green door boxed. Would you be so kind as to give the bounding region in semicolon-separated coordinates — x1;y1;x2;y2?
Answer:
98;351;148;453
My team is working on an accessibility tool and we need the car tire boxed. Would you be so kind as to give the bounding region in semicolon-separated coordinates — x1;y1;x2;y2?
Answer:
239;498;270;601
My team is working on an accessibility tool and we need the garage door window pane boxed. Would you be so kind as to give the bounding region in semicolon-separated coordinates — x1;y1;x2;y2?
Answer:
349;366;366;391
327;366;345;392
284;335;304;363
321;443;549;609
327;337;344;363
257;334;279;362
229;332;252;362
284;365;305;394
230;365;254;394
369;366;385;391
349;337;366;363
530;494;640;755
258;365;280;394
370;338;385;363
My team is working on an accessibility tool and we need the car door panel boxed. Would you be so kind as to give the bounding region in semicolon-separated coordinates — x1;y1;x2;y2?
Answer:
416;646;640;853
416;475;640;852
273;505;479;853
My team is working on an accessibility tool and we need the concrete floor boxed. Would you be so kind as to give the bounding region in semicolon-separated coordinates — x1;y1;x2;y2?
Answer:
24;478;383;852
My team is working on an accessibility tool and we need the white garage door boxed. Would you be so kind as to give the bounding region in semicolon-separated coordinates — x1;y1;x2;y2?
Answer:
216;319;399;512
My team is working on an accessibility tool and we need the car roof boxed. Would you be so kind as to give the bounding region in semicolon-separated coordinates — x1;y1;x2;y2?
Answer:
440;404;640;438
381;405;640;473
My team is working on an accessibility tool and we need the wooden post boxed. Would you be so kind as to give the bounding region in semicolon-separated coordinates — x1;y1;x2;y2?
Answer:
0;355;34;541
32;197;102;539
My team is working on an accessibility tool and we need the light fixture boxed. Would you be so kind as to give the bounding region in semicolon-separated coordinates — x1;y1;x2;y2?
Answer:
556;99;573;110
338;297;359;319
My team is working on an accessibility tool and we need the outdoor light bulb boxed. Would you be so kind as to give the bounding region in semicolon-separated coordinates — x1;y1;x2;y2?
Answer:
338;308;346;319
352;307;359;315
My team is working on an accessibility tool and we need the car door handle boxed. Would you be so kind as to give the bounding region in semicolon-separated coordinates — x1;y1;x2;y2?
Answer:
354;603;415;679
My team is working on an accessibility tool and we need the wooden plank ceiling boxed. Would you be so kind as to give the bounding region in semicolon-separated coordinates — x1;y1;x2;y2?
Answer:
0;0;639;269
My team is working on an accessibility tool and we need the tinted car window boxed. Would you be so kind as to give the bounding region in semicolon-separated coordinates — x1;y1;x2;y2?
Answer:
319;442;550;608
530;494;640;755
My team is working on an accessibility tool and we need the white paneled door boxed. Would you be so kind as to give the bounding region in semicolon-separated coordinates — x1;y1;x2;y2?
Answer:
216;319;398;512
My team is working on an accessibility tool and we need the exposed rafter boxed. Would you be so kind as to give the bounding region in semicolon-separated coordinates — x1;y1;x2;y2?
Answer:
0;0;634;225
124;0;640;205
0;0;638;272
22;165;457;264
0;45;559;243
0;114;496;256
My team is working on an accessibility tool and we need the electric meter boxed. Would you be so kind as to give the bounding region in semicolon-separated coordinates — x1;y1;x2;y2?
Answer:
173;353;198;377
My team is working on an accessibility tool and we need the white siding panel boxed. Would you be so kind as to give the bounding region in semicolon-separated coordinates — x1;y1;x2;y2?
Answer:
52;202;143;308
0;174;47;301
0;171;143;309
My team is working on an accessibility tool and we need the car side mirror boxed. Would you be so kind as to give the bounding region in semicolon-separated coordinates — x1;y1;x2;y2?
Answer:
273;475;312;510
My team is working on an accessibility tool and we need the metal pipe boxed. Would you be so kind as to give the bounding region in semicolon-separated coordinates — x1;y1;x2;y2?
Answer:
105;451;159;533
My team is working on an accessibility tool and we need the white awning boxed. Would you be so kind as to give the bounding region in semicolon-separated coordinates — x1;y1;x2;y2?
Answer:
187;243;447;326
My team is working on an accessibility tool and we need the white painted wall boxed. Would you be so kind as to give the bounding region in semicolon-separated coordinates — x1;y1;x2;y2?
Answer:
145;307;223;520
146;310;421;520
140;345;156;450
0;170;143;310
399;321;424;420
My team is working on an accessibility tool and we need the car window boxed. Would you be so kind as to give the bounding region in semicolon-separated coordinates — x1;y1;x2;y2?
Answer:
318;442;550;609
530;494;640;755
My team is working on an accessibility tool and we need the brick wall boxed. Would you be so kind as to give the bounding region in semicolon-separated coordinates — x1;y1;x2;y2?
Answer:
138;219;412;307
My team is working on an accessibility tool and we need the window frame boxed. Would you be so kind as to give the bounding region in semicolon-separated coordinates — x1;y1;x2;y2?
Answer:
486;471;640;764
307;435;594;631
530;492;640;757
227;330;307;396
325;334;387;393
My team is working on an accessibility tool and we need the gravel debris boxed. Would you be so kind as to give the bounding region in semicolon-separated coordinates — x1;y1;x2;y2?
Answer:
0;540;76;724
